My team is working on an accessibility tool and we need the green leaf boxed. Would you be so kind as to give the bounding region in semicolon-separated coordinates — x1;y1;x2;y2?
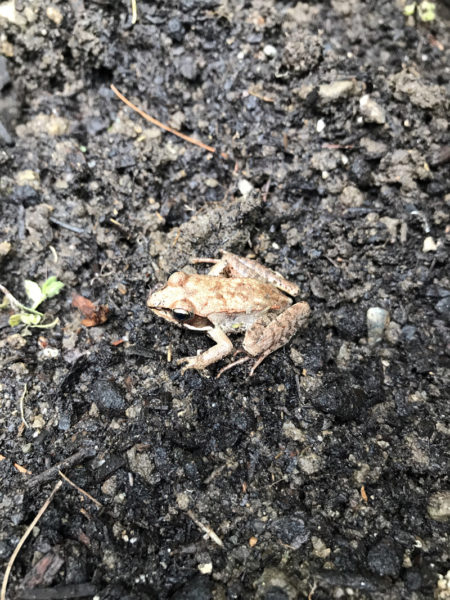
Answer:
24;279;45;309
41;276;64;299
418;1;436;21
403;2;416;15
8;313;22;327
20;313;42;326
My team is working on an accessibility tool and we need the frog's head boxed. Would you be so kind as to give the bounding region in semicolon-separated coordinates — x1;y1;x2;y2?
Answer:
147;272;211;330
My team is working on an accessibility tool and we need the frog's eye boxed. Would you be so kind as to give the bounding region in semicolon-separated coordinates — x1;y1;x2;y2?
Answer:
172;308;193;323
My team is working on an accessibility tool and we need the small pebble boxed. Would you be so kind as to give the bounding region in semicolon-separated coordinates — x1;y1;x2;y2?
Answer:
263;44;277;58
350;156;372;188
46;6;63;26
367;307;390;345
339;185;365;207
380;216;400;239
428;491;450;522
32;415;46;430
423;236;437;252
15;169;40;188
166;17;185;42
205;178;219;188
244;94;258;111
57;413;71;431
0;0;16;23
359;94;386;124
318;80;355;102
91;379;126;416
316;118;326;133
298;452;322;475
436;571;450;598
435;297;450;321
238;178;253;196
271;515;310;549
401;325;417;341
179;56;198;81
0;241;11;257
13;185;40;206
39;347;59;359
198;562;213;575
0;41;14;57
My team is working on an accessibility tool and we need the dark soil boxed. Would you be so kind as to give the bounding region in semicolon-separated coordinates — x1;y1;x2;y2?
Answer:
0;1;449;599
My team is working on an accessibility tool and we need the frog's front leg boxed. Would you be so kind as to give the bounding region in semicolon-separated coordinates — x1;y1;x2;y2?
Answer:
177;326;234;374
243;301;310;375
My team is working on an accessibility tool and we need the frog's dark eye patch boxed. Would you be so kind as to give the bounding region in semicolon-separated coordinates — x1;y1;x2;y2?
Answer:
172;308;193;323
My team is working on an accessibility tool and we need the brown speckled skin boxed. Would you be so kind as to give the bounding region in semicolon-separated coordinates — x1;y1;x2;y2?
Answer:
148;273;292;320
213;251;300;297
147;251;310;376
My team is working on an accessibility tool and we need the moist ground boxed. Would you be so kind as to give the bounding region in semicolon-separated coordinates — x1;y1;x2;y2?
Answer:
0;1;449;599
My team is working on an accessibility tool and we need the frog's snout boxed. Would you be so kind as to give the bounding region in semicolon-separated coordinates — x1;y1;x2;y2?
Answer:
147;283;165;307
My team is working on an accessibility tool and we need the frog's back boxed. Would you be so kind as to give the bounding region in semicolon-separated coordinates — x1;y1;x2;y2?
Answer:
184;273;291;316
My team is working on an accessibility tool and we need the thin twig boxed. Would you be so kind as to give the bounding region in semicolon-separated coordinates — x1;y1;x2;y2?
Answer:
19;383;29;429
308;578;318;600
1;481;63;600
48;217;86;235
186;509;224;547
110;85;228;159
25;447;97;490
248;89;274;103
0;454;32;475
58;470;102;508
261;177;272;202
325;255;340;269
49;245;58;263
130;0;137;24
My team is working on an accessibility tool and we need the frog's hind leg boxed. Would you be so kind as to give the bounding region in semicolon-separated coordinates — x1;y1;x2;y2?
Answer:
191;254;238;277
243;302;311;374
219;251;300;296
190;257;228;277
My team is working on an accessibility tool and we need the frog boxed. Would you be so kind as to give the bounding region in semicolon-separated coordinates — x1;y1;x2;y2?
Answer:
147;250;310;377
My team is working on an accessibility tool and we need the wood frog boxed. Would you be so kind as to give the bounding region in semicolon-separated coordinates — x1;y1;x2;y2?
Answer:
147;250;310;377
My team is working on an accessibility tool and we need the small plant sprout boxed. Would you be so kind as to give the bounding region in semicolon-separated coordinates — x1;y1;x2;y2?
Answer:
403;1;437;22
0;276;65;330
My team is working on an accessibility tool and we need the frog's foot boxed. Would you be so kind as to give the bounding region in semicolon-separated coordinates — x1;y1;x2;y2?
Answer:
247;351;272;377
177;355;208;375
215;356;251;379
215;351;277;378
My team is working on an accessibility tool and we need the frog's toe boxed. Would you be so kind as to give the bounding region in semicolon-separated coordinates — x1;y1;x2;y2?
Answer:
177;356;203;374
177;356;194;372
